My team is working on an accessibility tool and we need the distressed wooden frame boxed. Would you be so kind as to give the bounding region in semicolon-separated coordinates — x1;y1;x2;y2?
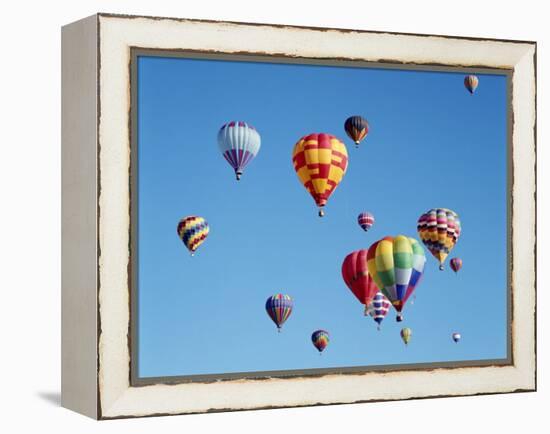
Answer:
61;13;536;420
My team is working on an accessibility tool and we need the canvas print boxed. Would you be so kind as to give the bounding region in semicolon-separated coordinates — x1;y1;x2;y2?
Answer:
133;53;509;381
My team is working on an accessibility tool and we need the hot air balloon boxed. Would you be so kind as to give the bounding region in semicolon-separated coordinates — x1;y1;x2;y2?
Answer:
265;294;293;332
311;330;330;354
400;327;412;345
450;257;463;274
177;216;209;256
218;121;261;180
342;250;380;314
366;292;391;330
464;75;479;94
417;208;461;270
292;133;348;217
366;235;426;322
452;332;461;343
344;115;369;147
357;212;375;232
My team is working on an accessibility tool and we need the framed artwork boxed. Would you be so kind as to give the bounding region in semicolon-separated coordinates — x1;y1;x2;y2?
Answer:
61;13;536;419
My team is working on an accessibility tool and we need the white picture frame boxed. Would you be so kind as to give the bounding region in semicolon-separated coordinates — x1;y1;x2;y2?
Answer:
61;13;536;419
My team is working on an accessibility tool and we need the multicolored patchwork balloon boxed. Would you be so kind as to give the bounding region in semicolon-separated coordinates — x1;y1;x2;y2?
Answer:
177;216;209;256
400;327;412;345
366;236;426;322
218;121;261;180
265;294;293;332
452;332;461;343
342;250;380;312
292;133;348;217
417;208;461;270
311;330;330;354
366;292;391;330
464;75;479;94
344;115;369;147
450;257;463;274
357;212;375;232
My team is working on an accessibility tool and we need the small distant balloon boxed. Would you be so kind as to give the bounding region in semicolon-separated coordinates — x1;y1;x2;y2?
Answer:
452;332;461;343
366;292;391;330
357;212;375;232
450;258;463;274
400;327;412;346
311;330;330;354
464;75;479;94
218;121;261;180
177;216;209;256
265;294;293;332
344;115;369;147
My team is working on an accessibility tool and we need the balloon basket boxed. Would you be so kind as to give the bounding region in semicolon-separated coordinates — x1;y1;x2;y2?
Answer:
318;208;325;217
235;172;242;181
439;264;444;271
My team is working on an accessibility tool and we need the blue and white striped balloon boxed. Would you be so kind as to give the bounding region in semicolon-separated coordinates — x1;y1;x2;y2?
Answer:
366;292;391;330
217;121;261;180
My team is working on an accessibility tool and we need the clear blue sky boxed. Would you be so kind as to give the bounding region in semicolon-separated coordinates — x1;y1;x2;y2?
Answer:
137;55;508;378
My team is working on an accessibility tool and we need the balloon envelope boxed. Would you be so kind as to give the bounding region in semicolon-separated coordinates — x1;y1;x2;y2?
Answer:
366;292;391;329
311;330;330;353
344;115;369;146
417;208;461;270
366;236;426;320
265;294;293;331
450;257;463;273
218;121;261;180
401;327;412;345
464;75;479;94
292;133;348;216
357;212;375;232
342;250;380;309
177;216;209;254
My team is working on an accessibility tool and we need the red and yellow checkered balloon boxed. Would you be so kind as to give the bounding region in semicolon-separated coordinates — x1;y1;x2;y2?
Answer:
292;133;348;216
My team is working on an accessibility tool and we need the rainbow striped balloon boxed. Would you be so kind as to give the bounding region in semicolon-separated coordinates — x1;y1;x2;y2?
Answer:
311;330;330;354
367;235;426;322
177;216;209;255
265;294;293;332
366;292;391;330
218;121;261;180
357;212;375;232
417;208;461;270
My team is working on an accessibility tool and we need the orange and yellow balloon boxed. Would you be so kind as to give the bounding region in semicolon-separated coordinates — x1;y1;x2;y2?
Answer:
291;133;349;217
